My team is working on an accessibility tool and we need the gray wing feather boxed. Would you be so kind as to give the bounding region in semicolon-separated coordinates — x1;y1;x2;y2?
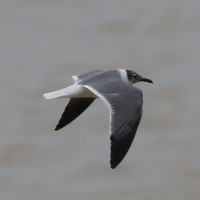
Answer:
83;81;143;169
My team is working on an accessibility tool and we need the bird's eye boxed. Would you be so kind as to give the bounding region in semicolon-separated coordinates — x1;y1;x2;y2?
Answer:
132;74;136;78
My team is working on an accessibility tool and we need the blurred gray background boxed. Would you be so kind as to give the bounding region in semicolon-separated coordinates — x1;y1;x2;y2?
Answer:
1;0;200;200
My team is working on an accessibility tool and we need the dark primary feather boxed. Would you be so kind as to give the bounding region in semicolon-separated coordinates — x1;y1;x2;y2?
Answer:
55;97;95;131
110;115;142;169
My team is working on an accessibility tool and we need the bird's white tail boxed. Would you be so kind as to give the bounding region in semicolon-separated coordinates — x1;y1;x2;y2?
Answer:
43;84;79;99
43;84;96;99
43;89;67;99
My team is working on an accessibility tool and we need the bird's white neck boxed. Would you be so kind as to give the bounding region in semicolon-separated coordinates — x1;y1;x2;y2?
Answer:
117;69;129;84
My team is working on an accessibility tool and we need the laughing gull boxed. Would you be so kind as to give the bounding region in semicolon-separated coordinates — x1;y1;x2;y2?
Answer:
43;69;153;168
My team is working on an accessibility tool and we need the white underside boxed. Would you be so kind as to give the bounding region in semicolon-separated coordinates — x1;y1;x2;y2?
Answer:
43;84;97;99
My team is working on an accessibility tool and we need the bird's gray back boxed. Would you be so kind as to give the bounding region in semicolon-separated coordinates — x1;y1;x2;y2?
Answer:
76;70;121;86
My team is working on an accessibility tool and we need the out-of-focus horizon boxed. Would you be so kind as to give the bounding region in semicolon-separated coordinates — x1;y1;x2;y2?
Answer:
0;1;200;200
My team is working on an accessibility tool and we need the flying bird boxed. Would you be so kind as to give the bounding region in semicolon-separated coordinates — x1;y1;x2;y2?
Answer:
43;69;153;168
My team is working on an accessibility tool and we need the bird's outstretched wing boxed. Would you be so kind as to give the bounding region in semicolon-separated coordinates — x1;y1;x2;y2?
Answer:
55;97;95;130
83;81;143;168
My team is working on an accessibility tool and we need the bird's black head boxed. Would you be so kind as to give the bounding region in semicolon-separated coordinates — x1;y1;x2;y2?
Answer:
126;70;153;85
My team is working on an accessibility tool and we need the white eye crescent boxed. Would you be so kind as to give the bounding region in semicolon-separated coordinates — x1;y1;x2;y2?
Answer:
132;74;137;78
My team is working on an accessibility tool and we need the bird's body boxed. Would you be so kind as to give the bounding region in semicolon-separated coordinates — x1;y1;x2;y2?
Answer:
43;69;153;168
43;70;127;99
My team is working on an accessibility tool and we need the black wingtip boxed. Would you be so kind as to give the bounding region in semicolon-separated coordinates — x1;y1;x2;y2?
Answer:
54;98;96;131
54;125;61;131
110;163;117;169
110;157;121;169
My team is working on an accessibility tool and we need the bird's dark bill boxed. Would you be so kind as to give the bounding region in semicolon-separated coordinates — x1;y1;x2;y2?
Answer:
140;77;153;83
